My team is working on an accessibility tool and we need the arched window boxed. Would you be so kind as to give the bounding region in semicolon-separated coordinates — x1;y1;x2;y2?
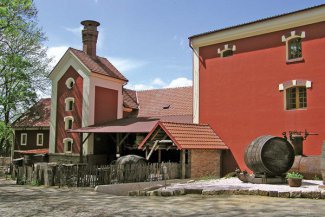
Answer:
63;138;73;153
282;31;305;61
65;97;75;111
64;116;74;130
65;77;75;89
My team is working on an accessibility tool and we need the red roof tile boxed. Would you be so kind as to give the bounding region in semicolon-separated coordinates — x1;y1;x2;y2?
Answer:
69;48;128;81
12;98;51;128
139;121;228;150
123;88;139;109
17;149;49;155
137;86;192;117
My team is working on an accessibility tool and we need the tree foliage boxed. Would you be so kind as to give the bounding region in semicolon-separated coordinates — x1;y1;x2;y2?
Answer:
0;0;50;155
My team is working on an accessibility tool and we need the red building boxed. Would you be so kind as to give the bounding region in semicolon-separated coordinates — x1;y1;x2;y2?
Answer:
189;5;325;171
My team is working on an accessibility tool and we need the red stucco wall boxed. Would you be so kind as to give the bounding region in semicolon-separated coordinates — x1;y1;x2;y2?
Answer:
94;86;118;124
56;66;83;153
198;22;325;171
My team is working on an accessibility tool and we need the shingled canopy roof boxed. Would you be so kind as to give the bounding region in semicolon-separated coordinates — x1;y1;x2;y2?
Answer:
138;121;228;150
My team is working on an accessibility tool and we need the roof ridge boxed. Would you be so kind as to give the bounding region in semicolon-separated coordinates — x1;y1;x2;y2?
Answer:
160;121;209;126
189;4;325;39
135;86;193;92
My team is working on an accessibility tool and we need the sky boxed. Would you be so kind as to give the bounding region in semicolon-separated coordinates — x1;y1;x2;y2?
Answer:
34;0;325;91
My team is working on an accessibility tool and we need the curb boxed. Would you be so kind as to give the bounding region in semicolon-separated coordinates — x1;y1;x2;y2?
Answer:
128;187;325;199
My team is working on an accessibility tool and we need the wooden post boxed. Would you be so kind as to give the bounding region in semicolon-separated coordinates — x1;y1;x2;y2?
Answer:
79;133;83;163
116;133;120;158
158;149;161;163
181;150;186;179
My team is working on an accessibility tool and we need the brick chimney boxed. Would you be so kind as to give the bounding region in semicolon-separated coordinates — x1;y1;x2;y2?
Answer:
81;20;100;58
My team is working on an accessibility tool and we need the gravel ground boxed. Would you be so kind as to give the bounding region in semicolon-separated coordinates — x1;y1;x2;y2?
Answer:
165;177;324;192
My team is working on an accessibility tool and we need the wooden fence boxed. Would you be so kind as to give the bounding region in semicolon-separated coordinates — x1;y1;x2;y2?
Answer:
14;162;188;187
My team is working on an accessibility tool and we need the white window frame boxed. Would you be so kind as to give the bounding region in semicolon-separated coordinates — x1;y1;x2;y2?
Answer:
218;44;236;58
36;133;44;146
65;97;75;111
64;116;74;130
63;138;73;153
65;77;75;89
21;133;27;146
281;31;305;61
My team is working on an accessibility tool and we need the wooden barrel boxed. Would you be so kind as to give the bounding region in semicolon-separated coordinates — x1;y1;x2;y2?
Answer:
321;141;325;184
244;135;295;176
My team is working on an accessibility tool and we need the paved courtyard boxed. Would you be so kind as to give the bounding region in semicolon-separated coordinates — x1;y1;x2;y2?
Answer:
1;180;325;217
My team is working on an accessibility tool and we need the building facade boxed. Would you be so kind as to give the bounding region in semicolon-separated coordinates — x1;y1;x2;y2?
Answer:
190;5;325;171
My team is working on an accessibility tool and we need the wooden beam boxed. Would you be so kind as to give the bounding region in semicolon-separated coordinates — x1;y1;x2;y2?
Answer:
159;140;172;143
146;140;158;160
181;150;186;179
118;133;130;146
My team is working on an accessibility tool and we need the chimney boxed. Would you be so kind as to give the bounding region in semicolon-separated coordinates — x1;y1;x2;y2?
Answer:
81;20;100;58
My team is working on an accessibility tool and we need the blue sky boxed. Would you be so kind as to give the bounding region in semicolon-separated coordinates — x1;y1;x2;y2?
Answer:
35;0;325;90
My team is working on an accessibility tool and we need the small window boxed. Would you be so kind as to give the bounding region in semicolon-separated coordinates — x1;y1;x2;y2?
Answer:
63;138;73;153
21;133;27;146
218;44;236;58
65;78;75;89
65;97;75;111
36;133;44;146
286;86;307;110
64;116;74;130
288;38;302;60
222;50;233;58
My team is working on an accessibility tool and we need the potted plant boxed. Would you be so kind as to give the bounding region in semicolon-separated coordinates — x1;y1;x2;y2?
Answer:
286;172;303;187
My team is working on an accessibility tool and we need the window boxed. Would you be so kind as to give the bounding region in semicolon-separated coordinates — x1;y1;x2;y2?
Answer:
65;78;75;89
36;133;44;146
288;38;302;60
218;44;236;58
21;133;27;146
64;116;74;130
282;31;305;62
65;97;75;111
286;86;307;110
63;138;73;153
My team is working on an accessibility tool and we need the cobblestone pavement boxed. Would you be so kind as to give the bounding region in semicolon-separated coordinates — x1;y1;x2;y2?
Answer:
0;181;325;217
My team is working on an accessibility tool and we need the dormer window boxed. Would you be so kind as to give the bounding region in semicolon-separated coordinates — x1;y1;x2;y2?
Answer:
282;31;305;62
64;116;74;130
218;44;236;58
65;97;75;111
63;138;73;153
65;77;75;89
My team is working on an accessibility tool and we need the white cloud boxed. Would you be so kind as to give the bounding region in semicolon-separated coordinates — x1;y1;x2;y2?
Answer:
152;78;165;86
47;46;69;69
164;77;192;88
107;56;147;73
126;77;192;91
64;26;83;36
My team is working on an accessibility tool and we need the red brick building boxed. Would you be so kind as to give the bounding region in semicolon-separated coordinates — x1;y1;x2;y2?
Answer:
189;5;325;172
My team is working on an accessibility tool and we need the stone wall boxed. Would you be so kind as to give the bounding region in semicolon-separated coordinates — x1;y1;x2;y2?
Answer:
48;154;107;165
190;149;221;178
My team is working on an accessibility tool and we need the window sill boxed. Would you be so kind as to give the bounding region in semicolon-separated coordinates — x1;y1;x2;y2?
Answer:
286;57;304;64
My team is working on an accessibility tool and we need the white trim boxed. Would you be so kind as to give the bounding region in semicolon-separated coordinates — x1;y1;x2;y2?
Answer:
190;6;325;48
20;133;27;146
36;133;44;146
64;116;74;130
278;84;284;91
193;47;200;124
65;77;75;89
49;50;90;154
306;80;312;88
63;138;73;153
65;97;75;111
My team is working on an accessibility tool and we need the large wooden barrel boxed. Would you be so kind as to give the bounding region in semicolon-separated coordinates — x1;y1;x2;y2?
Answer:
244;135;295;176
321;141;325;184
290;155;321;180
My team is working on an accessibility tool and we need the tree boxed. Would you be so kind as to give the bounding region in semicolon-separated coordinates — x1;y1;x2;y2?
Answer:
0;0;51;155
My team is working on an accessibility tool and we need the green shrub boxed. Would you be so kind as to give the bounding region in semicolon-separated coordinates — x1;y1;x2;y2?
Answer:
30;180;40;186
286;172;303;179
